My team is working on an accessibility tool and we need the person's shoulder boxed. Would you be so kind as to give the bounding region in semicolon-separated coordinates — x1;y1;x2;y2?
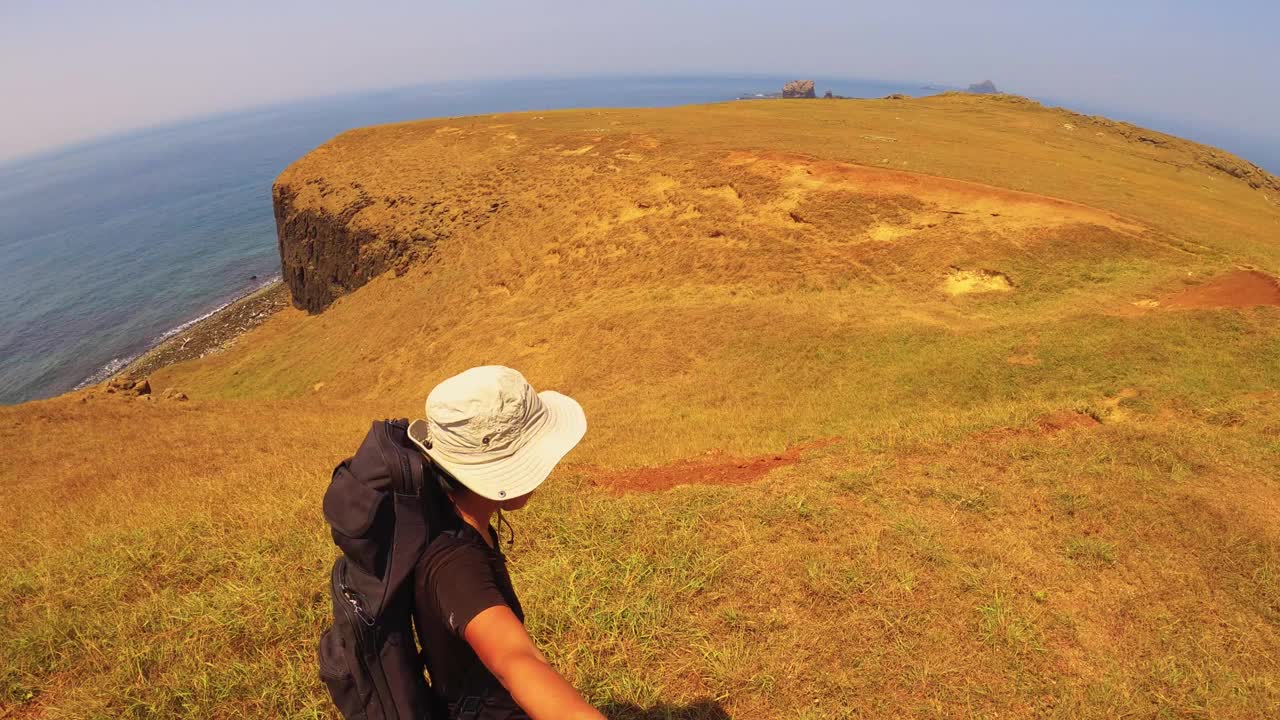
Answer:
420;528;487;577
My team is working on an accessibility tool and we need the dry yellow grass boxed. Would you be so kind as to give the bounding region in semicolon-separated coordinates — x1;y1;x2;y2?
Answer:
3;94;1279;718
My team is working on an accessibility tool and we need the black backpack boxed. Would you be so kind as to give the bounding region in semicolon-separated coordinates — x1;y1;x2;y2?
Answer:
319;418;446;720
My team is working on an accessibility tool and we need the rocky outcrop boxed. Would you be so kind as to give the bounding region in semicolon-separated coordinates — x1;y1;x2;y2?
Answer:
1198;151;1280;193
1053;109;1280;194
104;376;150;396
967;80;999;94
273;183;437;313
783;80;816;98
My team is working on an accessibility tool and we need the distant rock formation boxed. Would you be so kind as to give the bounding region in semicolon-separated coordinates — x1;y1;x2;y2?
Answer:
823;90;834;99
884;93;910;100
967;80;999;94
783;80;816;99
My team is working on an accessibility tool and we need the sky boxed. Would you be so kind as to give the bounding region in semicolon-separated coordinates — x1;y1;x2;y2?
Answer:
2;0;1278;164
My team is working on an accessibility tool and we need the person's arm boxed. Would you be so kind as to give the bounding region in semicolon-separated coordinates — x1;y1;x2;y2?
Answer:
464;605;605;720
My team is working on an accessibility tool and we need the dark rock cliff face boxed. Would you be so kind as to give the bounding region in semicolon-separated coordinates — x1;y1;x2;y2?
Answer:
273;184;432;313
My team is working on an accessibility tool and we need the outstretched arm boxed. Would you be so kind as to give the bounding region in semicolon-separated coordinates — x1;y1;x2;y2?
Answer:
465;605;605;720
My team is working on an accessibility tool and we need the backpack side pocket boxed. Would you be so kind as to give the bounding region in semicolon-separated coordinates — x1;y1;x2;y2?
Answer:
319;625;370;720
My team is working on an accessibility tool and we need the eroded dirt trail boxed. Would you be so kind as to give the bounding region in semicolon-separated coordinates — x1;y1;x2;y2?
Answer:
589;438;840;493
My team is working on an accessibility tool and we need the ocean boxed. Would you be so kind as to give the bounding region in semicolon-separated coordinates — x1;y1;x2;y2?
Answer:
1;75;1275;405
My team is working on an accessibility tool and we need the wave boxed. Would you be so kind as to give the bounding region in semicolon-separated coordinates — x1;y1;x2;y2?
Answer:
74;355;140;390
73;272;282;390
151;272;282;344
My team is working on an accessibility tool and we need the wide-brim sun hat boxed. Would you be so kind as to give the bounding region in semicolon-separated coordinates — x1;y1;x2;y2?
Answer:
407;366;587;501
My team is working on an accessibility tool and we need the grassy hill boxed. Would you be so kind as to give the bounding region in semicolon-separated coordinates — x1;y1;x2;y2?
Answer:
3;94;1278;718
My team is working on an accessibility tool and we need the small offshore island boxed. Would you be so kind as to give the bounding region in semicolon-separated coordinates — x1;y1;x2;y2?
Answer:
738;78;1000;100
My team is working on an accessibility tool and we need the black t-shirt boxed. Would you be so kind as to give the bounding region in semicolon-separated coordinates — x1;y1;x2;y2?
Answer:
414;522;529;720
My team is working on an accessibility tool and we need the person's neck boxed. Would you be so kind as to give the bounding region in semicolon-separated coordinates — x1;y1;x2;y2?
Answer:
451;490;500;547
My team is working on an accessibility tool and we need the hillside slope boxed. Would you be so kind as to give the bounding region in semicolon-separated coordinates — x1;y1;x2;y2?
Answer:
3;95;1278;718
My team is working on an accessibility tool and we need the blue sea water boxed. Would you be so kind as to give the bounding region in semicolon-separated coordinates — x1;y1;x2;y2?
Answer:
1;75;1276;405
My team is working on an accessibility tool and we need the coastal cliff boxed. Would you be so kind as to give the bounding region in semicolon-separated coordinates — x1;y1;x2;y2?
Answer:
272;177;445;313
273;185;405;313
272;95;1280;314
271;124;514;313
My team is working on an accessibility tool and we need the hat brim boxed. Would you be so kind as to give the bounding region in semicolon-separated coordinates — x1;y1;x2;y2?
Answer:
411;391;586;501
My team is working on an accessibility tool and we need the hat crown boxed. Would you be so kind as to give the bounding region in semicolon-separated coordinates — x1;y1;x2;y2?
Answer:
413;365;588;501
426;366;546;457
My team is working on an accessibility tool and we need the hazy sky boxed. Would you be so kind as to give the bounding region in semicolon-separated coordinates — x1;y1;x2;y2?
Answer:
2;0;1277;162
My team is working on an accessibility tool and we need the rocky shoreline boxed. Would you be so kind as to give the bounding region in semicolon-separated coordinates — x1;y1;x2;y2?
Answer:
112;281;290;382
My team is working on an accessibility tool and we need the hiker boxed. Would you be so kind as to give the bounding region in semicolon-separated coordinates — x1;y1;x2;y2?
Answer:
406;366;605;720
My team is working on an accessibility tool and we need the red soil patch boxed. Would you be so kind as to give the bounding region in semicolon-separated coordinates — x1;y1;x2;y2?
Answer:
1165;270;1280;309
978;410;1100;442
1037;410;1101;433
589;438;840;493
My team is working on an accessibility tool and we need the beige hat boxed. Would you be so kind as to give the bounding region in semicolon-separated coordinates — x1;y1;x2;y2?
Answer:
407;366;587;501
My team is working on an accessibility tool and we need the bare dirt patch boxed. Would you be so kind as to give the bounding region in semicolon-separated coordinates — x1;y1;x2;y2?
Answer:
1038;410;1102;433
944;268;1014;295
1100;388;1140;423
589;438;839;493
978;411;1100;442
724;150;1146;235
1164;270;1280;309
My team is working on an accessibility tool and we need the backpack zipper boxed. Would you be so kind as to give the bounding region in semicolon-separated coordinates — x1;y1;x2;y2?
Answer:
379;420;414;495
332;560;394;718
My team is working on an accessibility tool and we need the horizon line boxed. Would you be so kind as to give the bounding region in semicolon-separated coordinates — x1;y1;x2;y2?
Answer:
2;72;1277;175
